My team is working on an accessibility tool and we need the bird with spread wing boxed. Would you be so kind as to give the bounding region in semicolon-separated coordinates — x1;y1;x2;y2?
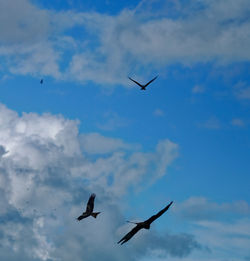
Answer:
128;76;158;90
118;201;173;245
77;193;101;221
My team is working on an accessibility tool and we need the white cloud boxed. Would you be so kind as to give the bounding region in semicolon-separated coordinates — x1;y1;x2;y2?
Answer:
0;103;249;260
66;0;250;85
0;0;50;44
0;103;189;261
1;0;250;85
0;0;62;78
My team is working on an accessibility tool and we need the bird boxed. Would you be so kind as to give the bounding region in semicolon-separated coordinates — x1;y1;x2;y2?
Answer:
77;193;101;221
128;75;158;90
117;201;173;245
40;79;43;84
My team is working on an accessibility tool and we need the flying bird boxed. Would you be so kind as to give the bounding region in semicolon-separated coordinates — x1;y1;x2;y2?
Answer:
77;193;101;221
118;201;173;245
128;76;158;90
40;79;43;84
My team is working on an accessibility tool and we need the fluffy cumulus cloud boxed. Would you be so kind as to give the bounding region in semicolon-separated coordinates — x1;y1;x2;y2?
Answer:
0;103;201;261
0;0;250;85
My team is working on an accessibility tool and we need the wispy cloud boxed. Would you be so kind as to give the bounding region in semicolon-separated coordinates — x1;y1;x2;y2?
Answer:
199;116;221;129
174;197;250;221
96;112;129;131
154;108;165;117
79;132;136;154
231;118;245;127
173;197;250;260
192;85;205;94
234;81;250;100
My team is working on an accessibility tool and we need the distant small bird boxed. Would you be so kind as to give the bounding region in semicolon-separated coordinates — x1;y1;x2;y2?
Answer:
118;201;173;245
77;193;101;221
40;79;43;84
128;76;158;90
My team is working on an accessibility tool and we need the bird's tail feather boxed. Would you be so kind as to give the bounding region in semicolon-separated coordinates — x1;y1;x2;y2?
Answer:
91;212;101;218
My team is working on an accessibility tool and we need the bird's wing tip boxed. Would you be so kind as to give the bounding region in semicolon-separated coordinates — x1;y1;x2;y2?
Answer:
169;201;174;206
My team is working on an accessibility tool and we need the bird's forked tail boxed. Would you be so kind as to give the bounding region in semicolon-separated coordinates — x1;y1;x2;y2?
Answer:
91;212;101;218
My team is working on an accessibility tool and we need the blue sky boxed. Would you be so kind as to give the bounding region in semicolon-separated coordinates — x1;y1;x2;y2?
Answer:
0;0;250;261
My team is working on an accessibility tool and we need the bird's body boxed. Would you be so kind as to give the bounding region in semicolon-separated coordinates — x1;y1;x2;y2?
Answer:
40;79;43;84
128;76;158;90
77;193;101;221
118;201;173;245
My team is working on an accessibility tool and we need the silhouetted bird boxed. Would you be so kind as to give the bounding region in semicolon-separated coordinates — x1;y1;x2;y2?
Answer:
77;193;101;221
40;79;43;84
118;201;173;245
128;76;158;90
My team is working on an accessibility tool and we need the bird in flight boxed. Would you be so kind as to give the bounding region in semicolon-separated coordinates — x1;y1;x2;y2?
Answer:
40;79;43;84
118;201;173;245
77;193;101;221
128;76;158;90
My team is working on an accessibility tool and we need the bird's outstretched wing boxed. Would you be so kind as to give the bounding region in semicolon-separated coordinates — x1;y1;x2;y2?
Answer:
128;77;143;88
145;201;173;225
144;76;158;87
77;213;89;221
117;225;142;245
86;193;96;213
